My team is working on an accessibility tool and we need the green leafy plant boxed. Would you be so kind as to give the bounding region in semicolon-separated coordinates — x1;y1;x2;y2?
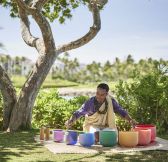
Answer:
115;62;168;134
32;89;89;130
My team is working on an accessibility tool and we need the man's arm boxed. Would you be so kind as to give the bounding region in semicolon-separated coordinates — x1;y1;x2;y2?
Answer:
65;100;90;128
112;98;128;117
112;98;137;127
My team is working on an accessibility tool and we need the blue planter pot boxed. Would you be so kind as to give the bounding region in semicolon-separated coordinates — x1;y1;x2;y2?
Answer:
65;130;78;145
79;133;95;147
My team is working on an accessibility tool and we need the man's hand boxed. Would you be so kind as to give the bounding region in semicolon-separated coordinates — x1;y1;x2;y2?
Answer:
129;119;137;128
65;120;72;129
125;114;137;128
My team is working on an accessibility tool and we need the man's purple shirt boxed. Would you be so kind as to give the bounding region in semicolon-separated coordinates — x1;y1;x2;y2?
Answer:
70;96;128;123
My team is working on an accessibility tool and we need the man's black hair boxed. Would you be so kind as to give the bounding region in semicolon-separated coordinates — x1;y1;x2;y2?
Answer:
97;83;109;92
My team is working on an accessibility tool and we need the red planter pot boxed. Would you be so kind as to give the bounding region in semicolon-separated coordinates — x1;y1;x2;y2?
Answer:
133;128;151;145
135;124;156;142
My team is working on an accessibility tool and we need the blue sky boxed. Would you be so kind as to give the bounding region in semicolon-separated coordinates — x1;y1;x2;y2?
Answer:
0;0;168;63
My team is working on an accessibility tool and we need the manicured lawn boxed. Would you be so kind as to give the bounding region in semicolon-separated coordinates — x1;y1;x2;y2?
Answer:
0;129;168;162
11;75;78;88
11;75;118;90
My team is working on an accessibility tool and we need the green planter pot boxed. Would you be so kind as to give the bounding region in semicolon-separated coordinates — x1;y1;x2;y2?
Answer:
99;130;117;147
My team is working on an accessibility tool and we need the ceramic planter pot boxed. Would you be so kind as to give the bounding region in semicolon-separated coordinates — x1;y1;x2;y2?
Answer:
79;133;95;147
53;129;64;142
65;130;78;145
99;130;117;147
119;131;138;147
133;128;151;145
135;124;156;142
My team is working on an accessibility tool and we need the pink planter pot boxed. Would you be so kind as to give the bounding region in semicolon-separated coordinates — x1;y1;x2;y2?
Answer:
133;128;151;145
135;124;156;142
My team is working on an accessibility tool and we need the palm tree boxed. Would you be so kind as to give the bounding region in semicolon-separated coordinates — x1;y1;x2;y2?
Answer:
126;54;134;64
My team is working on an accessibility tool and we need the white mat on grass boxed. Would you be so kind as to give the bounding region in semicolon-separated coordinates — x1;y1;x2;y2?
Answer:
34;136;168;154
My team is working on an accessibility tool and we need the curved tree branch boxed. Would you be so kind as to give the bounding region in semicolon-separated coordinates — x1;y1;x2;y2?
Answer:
15;0;34;12
15;0;55;53
14;0;39;47
0;65;17;130
27;0;56;53
15;0;49;12
31;11;56;53
18;6;39;47
30;0;49;9
57;2;101;54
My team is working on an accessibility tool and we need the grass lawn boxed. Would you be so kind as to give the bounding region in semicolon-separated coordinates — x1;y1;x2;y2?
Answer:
0;129;168;162
11;75;119;90
11;75;78;88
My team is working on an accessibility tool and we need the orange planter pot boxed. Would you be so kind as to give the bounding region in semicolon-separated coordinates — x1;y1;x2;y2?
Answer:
119;131;138;147
135;124;156;142
133;128;151;145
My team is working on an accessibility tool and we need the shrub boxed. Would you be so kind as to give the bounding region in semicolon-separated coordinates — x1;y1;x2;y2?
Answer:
32;89;89;130
115;62;168;133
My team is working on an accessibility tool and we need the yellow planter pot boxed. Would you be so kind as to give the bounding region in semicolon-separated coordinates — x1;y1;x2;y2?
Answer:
119;131;138;147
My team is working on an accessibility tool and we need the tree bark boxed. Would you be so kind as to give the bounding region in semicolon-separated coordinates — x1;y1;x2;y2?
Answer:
7;0;57;131
9;52;57;131
0;66;17;130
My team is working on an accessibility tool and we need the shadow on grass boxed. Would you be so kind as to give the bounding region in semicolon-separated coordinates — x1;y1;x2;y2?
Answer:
0;129;43;162
104;150;168;162
0;151;21;162
0;130;168;162
62;150;168;162
64;153;103;162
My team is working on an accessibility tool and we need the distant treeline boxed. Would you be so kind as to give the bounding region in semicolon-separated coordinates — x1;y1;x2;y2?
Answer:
52;52;168;83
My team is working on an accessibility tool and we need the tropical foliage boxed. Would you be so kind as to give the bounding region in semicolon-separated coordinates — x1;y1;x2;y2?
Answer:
32;89;88;130
1;56;168;134
52;53;168;83
115;61;168;133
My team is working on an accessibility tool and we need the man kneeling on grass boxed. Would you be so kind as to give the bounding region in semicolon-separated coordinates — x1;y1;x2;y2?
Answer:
65;83;136;141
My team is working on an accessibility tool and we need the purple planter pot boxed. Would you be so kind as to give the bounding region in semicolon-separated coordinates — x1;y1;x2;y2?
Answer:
53;129;64;142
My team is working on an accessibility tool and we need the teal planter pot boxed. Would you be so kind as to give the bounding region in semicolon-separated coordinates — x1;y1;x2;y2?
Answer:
99;130;117;147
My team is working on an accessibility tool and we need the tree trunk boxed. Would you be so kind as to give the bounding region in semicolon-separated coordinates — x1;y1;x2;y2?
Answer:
0;66;17;130
8;52;57;131
2;96;16;130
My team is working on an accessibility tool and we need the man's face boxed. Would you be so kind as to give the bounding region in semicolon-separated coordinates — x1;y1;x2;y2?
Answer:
96;88;108;103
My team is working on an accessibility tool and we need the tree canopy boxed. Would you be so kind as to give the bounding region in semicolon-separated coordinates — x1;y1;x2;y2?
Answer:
0;0;108;131
0;0;108;23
